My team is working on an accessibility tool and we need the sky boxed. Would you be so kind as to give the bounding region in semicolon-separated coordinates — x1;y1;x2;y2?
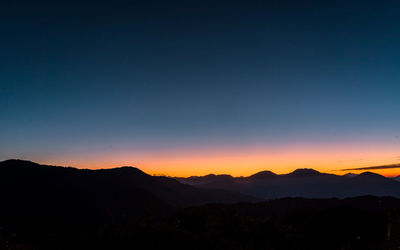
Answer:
1;0;400;177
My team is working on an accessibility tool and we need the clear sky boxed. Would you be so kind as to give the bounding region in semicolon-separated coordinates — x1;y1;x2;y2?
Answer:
1;0;400;176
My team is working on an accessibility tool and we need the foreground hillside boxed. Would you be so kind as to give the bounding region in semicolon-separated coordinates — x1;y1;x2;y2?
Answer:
1;195;400;249
176;168;400;199
0;159;256;237
2;160;400;249
0;159;256;211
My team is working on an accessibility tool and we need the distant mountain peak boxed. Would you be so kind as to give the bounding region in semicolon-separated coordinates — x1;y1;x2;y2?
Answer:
289;168;320;176
249;170;277;179
0;159;40;167
187;173;233;179
101;166;147;175
356;171;385;178
392;175;400;182
343;173;358;178
195;174;234;181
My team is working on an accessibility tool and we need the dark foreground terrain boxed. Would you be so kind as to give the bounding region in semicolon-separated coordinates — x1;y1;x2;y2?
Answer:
2;196;400;250
2;160;400;249
176;169;400;199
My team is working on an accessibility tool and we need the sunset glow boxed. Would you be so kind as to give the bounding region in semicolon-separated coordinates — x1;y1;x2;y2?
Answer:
31;141;400;177
2;0;400;179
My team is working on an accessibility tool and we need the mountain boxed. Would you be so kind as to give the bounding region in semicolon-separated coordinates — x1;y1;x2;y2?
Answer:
176;168;400;199
0;159;256;231
248;170;277;180
2;160;400;249
286;168;321;177
392;175;400;182
343;172;358;178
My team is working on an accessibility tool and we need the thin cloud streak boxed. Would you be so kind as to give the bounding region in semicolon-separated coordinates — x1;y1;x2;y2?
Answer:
337;163;400;171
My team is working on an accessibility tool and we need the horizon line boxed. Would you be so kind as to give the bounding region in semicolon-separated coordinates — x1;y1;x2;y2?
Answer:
2;159;400;178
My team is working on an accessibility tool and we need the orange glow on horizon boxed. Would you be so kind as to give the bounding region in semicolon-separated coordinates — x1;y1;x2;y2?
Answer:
32;142;400;177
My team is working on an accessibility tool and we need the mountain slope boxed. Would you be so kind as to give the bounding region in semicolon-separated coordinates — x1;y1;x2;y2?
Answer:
0;159;256;207
176;168;400;199
0;159;257;231
392;175;400;182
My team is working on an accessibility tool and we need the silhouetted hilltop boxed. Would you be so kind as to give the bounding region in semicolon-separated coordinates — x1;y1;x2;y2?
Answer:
343;172;358;178
1;159;41;167
2;160;400;249
287;168;320;177
248;170;277;179
0;159;257;233
177;168;400;199
355;171;389;180
177;173;236;189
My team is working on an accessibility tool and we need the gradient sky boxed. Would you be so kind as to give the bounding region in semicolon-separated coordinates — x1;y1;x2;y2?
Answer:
1;0;400;176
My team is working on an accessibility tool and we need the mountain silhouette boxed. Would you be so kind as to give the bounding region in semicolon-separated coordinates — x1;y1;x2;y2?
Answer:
393;175;400;182
343;172;358;178
0;159;256;231
248;170;277;180
2;160;400;249
177;168;400;199
286;168;321;177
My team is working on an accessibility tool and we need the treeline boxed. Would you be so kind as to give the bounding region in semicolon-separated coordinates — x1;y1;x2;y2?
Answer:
2;196;400;250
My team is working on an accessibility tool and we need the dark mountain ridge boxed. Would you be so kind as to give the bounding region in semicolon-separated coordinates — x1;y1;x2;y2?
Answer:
286;168;321;177
2;160;400;249
176;167;400;199
248;170;277;180
393;175;400;182
0;159;256;230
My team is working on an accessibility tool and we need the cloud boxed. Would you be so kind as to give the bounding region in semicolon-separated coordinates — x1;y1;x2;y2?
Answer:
337;163;400;171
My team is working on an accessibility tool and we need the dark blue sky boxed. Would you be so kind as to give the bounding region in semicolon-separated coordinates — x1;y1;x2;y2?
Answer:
1;0;399;173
